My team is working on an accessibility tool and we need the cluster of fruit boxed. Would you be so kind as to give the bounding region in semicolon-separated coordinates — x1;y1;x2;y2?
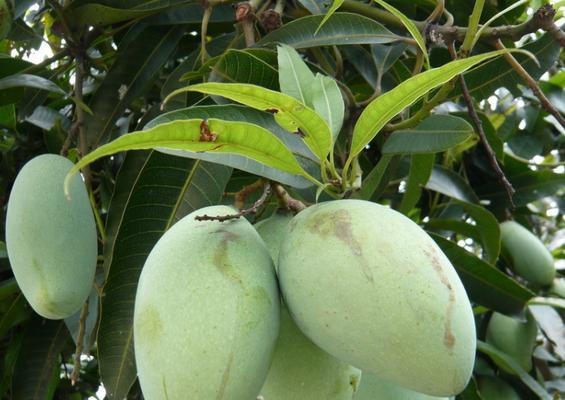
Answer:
5;153;557;399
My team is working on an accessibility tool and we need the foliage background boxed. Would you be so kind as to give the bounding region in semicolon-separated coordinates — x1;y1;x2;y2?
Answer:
0;0;563;399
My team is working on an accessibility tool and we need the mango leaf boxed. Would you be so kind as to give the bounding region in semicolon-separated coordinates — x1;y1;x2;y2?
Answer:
431;234;534;316
372;43;408;77
277;44;315;105
382;115;474;154
98;152;232;399
311;74;344;142
398;153;434;214
477;341;552;400
12;319;69;400
145;105;319;188
66;119;316;191
348;50;508;164
144;4;235;25
165;82;332;161
295;0;329;14
426;165;480;204
353;154;399;201
258;13;402;49
86;25;185;147
373;0;429;67
315;0;345;34
456;34;560;100
0;74;64;94
210;49;279;90
0;293;32;338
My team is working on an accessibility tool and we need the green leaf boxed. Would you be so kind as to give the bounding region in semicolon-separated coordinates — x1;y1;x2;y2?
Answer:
86;25;185;147
67;119;316;191
315;0;345;34
166;82;332;161
294;0;330;14
426;165;480;204
373;0;429;68
0;104;16;130
348;50;508;165
98;152;232;399
277;44;315;105
12;319;69;400
0;74;64;94
455;34;560;100
352;154;398;201
145;105;319;188
382;115;475;154
431;234;534;316
477;341;552;400
398;153;434;214
0;293;32;338
210;49;279;90
258;13;401;49
310;74;344;142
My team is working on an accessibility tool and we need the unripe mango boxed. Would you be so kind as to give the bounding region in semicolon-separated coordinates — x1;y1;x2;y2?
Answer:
278;200;476;396
486;310;537;373
257;213;361;400
6;154;97;319
500;221;555;286
478;376;521;400
355;373;448;400
134;206;280;399
550;278;565;298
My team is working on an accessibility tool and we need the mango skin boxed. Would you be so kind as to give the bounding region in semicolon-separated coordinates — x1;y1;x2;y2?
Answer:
500;221;555;286
278;199;476;396
478;376;521;400
355;373;448;400
257;213;361;400
133;205;280;400
6;154;97;319
486;311;537;373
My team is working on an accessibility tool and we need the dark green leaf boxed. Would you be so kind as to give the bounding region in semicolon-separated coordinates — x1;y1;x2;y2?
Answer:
432;234;533;315
258;13;401;49
382;115;474;154
426;165;480;204
12;319;69;400
0;74;64;94
211;49;279;89
86;25;185;147
398;153;434;214
98;152;231;399
0;294;32;338
353;154;398;201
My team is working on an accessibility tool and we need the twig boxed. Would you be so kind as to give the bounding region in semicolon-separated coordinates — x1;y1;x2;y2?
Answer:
236;1;259;46
533;4;565;48
493;39;565;130
196;183;271;221
21;49;70;74
448;44;515;207
234;179;266;209
272;183;306;213
200;3;213;65
71;299;89;385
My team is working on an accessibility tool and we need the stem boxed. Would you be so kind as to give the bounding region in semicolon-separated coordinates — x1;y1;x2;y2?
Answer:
272;183;306;212
460;0;485;55
233;179;265;209
448;44;515;207
89;188;106;244
201;6;213;65
70;299;89;385
494;39;565;130
197;183;271;221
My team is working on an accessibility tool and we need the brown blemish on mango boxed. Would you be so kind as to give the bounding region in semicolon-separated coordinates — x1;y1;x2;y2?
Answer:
137;304;163;343
307;209;373;282
424;247;456;349
212;230;242;285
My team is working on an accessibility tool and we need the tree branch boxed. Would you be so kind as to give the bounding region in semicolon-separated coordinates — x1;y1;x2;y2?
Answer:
448;44;515;208
70;299;89;385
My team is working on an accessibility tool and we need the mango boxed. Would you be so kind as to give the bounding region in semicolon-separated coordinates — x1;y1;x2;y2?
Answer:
257;213;361;400
500;221;555;286
355;373;448;400
478;376;521;400
133;205;280;399
6;154;97;319
550;277;565;298
278;199;476;396
486;310;537;373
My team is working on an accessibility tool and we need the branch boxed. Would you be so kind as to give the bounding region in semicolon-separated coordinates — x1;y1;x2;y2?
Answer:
196;182;271;222
272;183;306;213
494;39;565;130
340;1;556;45
448;44;515;208
70;299;89;385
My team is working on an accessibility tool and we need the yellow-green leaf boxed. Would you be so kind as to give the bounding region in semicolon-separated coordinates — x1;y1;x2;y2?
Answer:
315;0;345;34
164;82;332;161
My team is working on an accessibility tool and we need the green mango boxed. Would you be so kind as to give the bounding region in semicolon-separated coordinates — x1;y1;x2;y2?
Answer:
478;376;521;400
134;205;280;399
486;310;537;373
550;277;565;298
257;213;361;400
6;154;97;319
500;221;555;286
278;200;476;396
355;373;448;400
